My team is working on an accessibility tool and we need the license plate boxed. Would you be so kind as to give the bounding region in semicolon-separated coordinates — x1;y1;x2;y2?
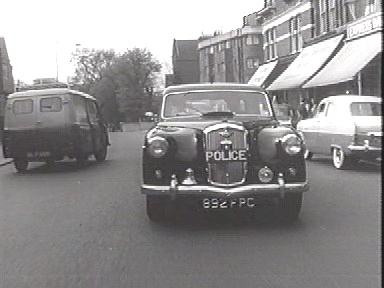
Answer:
27;151;51;158
202;197;260;209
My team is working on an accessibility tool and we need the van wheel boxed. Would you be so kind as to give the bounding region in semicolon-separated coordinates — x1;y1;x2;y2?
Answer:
94;144;108;162
14;158;28;172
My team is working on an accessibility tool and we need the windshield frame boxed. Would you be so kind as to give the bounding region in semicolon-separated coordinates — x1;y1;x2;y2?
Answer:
161;89;273;120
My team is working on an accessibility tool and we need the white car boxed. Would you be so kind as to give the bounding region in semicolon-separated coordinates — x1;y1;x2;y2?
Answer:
297;95;382;169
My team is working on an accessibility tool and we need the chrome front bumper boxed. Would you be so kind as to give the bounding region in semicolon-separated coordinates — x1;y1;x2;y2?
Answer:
141;181;309;199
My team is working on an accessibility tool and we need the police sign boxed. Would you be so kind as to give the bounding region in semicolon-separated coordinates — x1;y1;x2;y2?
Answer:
206;150;247;162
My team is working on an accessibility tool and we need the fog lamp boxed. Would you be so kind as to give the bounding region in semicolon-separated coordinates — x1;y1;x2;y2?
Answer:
155;170;162;179
147;136;169;158
258;167;274;183
288;167;297;176
281;134;302;155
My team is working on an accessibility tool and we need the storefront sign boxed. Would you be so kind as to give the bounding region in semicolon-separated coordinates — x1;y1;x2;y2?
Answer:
347;13;382;40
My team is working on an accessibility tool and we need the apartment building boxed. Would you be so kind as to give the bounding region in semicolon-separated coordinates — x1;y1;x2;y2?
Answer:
198;25;263;84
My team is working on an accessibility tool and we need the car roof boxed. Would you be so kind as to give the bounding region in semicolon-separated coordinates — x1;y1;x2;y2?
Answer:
321;95;381;103
163;83;265;94
7;88;97;101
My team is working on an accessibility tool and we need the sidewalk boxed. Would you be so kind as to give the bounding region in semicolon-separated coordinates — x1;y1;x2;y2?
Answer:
0;144;12;167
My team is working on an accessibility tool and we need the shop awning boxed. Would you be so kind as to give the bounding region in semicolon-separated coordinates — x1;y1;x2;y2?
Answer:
248;60;278;87
303;32;382;88
267;34;344;91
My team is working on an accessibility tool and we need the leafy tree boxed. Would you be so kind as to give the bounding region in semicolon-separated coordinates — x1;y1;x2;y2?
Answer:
71;49;116;94
71;47;162;122
113;48;161;121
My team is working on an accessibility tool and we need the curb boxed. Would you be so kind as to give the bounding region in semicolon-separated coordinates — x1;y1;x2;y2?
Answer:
0;159;13;167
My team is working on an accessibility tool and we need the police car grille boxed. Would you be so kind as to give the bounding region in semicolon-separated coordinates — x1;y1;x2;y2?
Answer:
205;126;247;186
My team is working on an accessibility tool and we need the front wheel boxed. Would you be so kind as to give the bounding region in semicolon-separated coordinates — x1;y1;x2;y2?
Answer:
146;195;173;222
94;144;108;162
279;193;303;222
332;147;355;169
76;153;89;166
14;158;28;173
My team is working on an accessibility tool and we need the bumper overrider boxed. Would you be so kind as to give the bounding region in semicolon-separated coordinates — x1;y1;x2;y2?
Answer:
141;173;309;199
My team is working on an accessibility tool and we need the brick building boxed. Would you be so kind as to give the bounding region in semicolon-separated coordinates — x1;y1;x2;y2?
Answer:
0;37;14;135
198;25;263;84
169;39;200;86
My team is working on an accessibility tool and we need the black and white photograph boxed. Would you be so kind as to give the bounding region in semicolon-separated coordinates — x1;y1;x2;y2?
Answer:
0;0;381;287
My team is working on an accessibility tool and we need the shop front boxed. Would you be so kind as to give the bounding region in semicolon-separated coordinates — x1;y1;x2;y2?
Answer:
303;12;382;98
266;34;345;107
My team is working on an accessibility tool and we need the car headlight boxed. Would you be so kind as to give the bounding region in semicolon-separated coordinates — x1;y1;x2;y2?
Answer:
147;136;169;158
281;134;302;155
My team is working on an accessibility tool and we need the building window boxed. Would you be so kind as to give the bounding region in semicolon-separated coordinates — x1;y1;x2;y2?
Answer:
345;0;357;22
264;28;277;61
246;35;259;45
209;46;214;54
289;15;302;53
365;0;376;15
334;0;345;27
319;0;329;33
218;42;225;51
225;41;231;49
246;58;259;69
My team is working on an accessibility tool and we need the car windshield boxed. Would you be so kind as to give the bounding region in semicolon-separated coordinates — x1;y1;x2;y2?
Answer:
163;90;271;118
350;102;382;116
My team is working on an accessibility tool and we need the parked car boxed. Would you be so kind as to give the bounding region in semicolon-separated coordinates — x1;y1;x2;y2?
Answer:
141;83;309;222
273;103;299;128
2;83;110;172
296;95;382;169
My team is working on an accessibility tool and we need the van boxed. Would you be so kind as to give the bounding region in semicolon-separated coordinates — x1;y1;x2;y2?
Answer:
2;84;110;172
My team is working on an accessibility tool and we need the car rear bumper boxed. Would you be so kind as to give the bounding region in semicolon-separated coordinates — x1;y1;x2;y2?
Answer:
141;181;309;199
348;144;381;162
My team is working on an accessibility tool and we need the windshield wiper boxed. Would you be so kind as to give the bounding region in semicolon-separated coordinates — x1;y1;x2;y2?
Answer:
201;111;235;118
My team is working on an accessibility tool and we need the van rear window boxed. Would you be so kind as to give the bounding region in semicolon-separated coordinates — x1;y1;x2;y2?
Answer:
40;97;62;112
13;99;33;114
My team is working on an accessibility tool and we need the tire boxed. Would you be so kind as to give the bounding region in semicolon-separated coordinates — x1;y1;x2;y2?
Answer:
76;153;89;166
332;147;354;169
146;195;172;222
279;193;303;222
94;144;108;162
303;148;313;160
14;158;28;173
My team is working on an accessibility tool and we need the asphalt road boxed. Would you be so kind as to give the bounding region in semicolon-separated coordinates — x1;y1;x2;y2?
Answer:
0;131;381;288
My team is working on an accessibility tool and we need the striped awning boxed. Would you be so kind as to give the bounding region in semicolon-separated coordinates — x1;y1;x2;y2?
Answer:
303;32;382;88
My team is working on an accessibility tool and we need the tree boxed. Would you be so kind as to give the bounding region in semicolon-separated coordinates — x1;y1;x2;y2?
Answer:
71;49;116;94
71;47;162;122
113;48;162;121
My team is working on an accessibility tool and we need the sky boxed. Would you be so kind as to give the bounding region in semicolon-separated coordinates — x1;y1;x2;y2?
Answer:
0;0;264;84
